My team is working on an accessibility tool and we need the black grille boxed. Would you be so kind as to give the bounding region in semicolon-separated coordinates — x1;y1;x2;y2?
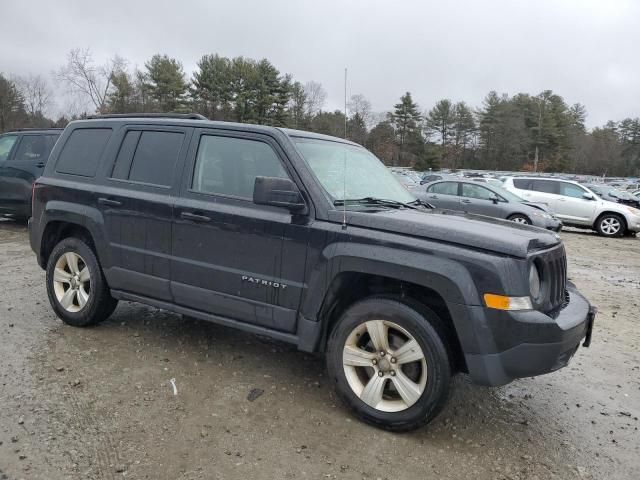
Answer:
535;245;568;313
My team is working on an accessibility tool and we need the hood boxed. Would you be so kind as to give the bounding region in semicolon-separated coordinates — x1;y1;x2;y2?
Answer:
331;208;560;258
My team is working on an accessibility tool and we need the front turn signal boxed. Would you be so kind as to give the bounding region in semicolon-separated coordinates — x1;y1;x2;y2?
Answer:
484;294;533;311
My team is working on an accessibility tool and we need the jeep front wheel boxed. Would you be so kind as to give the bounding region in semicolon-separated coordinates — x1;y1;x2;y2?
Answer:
326;297;451;431
46;237;118;326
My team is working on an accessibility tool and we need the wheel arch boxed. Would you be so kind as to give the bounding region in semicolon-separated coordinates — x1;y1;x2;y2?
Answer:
594;211;627;232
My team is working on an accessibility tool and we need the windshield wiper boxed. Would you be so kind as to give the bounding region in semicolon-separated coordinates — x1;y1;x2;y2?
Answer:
334;197;431;210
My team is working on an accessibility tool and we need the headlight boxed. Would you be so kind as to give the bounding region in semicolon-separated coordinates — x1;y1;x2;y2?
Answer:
529;263;541;300
531;211;552;219
625;206;640;215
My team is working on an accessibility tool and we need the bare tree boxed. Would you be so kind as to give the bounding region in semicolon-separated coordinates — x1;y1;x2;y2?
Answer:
16;74;52;117
304;81;327;117
347;93;373;127
55;48;126;113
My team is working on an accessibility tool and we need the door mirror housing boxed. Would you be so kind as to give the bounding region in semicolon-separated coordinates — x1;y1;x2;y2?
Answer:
253;176;306;212
583;192;595;200
490;195;500;204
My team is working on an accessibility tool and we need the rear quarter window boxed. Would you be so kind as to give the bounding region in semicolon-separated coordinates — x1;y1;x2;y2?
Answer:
55;128;112;177
513;179;531;189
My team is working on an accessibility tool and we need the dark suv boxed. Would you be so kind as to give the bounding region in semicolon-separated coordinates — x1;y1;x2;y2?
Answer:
0;128;62;219
29;114;595;431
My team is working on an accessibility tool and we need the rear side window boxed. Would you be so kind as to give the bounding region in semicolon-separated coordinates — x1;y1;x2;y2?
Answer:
513;179;531;189
13;135;57;161
56;129;112;177
531;180;559;194
0;135;18;162
191;135;288;199
111;130;184;187
427;182;458;195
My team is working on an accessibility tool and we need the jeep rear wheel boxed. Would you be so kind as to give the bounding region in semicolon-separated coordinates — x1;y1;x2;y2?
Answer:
596;213;625;237
46;237;118;326
326;297;451;431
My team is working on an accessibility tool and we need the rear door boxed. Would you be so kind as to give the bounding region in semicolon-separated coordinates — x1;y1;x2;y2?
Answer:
0;134;20;213
524;179;561;211
424;181;461;209
554;182;597;224
98;126;192;301
0;134;58;216
171;128;310;333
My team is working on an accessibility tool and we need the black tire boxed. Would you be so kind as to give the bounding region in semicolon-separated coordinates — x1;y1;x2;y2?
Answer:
46;237;117;327
326;297;452;432
595;213;625;237
508;214;531;225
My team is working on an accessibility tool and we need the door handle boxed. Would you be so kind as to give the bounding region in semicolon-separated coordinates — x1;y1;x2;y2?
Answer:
461;199;471;204
428;195;438;199
35;162;45;168
180;211;211;222
97;197;122;207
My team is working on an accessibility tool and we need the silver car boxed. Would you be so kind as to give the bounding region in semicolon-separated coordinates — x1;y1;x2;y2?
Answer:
415;179;562;231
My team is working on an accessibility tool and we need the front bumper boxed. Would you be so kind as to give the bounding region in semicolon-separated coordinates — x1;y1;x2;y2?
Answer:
462;283;595;386
624;212;640;232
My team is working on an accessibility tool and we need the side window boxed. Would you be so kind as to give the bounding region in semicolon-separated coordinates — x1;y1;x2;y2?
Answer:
56;129;112;177
0;135;19;163
513;179;531;189
462;183;496;200
427;182;458;195
13;135;56;161
111;130;184;187
531;180;559;194
560;182;587;199
191;135;288;199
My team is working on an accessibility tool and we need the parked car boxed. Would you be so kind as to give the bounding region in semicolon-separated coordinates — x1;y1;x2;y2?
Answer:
0;128;62;219
29;114;595;431
420;173;460;185
582;184;640;209
503;177;640;237
471;177;504;188
415;180;562;231
392;171;419;189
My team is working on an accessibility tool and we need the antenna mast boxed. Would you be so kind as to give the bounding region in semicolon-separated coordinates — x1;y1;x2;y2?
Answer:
342;67;348;229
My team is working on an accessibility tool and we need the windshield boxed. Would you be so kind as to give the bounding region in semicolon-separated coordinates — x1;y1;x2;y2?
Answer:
294;138;415;203
492;185;525;203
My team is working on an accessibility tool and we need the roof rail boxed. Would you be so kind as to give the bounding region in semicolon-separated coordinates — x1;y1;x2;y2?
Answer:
5;127;64;133
85;113;208;120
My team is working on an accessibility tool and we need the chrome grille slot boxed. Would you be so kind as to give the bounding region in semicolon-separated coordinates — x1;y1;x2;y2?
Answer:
534;244;568;313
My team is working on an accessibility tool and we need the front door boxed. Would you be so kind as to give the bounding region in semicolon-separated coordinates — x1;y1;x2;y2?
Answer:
424;181;461;210
459;183;503;217
171;129;309;333
554;182;598;224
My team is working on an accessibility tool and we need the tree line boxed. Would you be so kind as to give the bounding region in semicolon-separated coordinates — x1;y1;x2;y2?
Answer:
1;48;638;177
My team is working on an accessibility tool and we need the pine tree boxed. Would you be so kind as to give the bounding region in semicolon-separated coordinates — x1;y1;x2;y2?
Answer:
391;92;422;165
144;54;188;112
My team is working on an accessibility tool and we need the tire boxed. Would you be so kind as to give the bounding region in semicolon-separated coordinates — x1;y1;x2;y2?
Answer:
326;297;452;432
596;213;625;237
508;214;531;225
46;237;118;327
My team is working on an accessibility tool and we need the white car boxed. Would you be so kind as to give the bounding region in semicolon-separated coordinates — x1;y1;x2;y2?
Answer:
503;177;640;237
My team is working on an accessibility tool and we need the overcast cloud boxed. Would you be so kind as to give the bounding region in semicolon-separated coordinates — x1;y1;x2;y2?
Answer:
1;0;638;127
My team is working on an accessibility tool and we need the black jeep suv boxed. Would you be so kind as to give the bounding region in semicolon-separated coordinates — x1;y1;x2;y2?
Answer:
29;114;595;431
0;128;61;219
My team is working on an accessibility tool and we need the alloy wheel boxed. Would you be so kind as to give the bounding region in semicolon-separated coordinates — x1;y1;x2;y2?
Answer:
53;252;91;312
512;216;529;224
342;320;427;412
600;217;621;235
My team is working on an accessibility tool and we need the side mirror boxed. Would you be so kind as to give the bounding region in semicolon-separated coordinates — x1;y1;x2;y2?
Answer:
583;192;595;200
253;176;306;212
491;195;500;204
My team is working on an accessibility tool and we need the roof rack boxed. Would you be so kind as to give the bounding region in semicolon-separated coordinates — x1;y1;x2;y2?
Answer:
5;127;64;133
85;113;208;120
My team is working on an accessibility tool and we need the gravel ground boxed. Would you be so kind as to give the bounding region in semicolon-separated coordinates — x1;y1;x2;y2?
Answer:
0;219;638;480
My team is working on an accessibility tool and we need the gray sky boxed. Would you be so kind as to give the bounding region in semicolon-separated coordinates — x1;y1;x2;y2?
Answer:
1;0;638;127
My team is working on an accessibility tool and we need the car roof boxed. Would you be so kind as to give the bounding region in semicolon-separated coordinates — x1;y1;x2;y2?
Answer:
509;176;579;184
68;116;359;146
2;128;63;134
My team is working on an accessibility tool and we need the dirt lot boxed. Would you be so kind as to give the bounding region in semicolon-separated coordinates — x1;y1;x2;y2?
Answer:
0;220;638;480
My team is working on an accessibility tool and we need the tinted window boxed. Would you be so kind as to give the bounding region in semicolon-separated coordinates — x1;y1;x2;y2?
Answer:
428;182;458;195
192;135;288;199
560;182;587;199
423;175;441;183
462;183;496;200
13;135;57;161
56;129;112;177
0;135;18;162
127;131;184;187
513;179;531;189
111;131;141;180
531;180;558;194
